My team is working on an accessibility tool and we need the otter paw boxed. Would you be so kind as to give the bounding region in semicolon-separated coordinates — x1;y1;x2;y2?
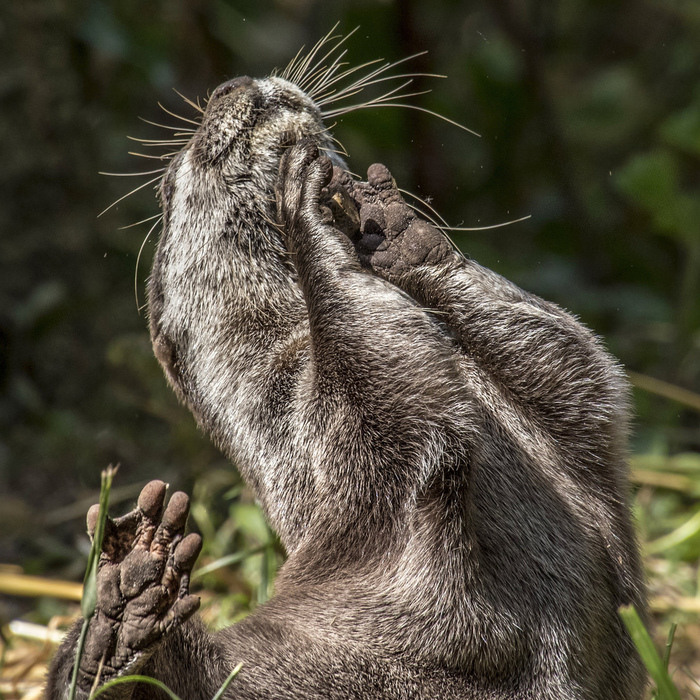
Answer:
346;164;452;280
276;139;334;251
77;481;201;689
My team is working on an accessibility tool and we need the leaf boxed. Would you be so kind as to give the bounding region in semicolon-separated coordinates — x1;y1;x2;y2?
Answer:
661;98;700;158
615;150;700;242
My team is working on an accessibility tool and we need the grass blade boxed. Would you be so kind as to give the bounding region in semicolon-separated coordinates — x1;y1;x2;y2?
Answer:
68;466;117;700
210;663;243;700
91;675;182;700
619;605;681;700
663;622;677;670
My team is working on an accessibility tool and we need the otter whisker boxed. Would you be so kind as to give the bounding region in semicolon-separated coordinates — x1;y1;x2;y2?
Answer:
99;168;167;177
282;28;334;83
134;142;189;150
328;134;348;158
127;136;190;146
284;27;340;85
438;215;532;232
173;89;205;115
296;37;364;94
119;212;163;230
319;146;348;158
97;174;163;218
311;53;430;104
316;71;444;107
280;42;308;82
308;122;348;156
128;151;178;161
285;24;356;88
295;32;357;90
158;102;201;126
307;58;386;102
134;214;162;312
322;82;429;117
326;101;481;137
307;57;388;101
139;117;196;134
396;187;451;230
311;52;428;102
299;57;352;98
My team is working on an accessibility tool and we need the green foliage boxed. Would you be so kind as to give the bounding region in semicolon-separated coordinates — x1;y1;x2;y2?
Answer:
619;606;681;700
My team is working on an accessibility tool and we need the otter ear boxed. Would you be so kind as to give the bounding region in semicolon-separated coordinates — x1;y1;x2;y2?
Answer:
152;331;185;400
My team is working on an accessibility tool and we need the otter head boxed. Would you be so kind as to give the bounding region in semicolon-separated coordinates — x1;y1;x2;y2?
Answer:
187;75;345;195
147;76;339;413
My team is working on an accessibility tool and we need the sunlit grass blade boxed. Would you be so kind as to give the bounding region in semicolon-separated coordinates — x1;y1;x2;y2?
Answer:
91;675;182;700
210;663;243;700
68;465;117;700
81;466;117;618
646;508;700;554
619;605;681;700
192;546;265;579
663;622;677;670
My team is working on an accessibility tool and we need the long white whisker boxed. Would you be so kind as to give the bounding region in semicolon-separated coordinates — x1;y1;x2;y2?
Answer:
99;168;166;177
314;53;429;104
98;174;162;218
138;117;196;133
317;72;444;106
325;102;481;137
295;25;359;90
287;24;343;86
397;187;451;229
119;213;163;230
131;142;189;149
281;43;308;82
127;135;190;145
128;151;177;161
439;215;532;232
319;146;348;158
134;215;163;312
299;50;349;92
309;60;386;102
307;58;386;100
322;82;424;115
173;89;205;115
158;102;201;126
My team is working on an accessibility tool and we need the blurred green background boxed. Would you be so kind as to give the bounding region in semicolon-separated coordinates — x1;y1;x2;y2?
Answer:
2;0;700;685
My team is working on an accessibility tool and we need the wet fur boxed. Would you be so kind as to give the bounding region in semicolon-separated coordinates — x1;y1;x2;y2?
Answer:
47;59;646;700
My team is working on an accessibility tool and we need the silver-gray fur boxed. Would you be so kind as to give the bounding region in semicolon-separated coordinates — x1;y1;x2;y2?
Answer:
46;49;647;700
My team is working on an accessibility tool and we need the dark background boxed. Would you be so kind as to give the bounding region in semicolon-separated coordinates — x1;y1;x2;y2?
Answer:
2;0;700;615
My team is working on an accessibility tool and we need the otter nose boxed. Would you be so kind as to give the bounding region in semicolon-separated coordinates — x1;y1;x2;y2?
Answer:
211;76;254;101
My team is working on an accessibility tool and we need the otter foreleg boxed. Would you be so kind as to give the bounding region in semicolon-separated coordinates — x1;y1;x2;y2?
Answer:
347;163;629;462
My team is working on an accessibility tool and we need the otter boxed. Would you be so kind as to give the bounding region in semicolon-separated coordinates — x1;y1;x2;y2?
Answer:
46;38;647;700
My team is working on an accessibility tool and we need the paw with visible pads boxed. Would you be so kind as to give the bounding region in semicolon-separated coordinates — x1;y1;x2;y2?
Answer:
336;163;453;280
75;481;201;692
